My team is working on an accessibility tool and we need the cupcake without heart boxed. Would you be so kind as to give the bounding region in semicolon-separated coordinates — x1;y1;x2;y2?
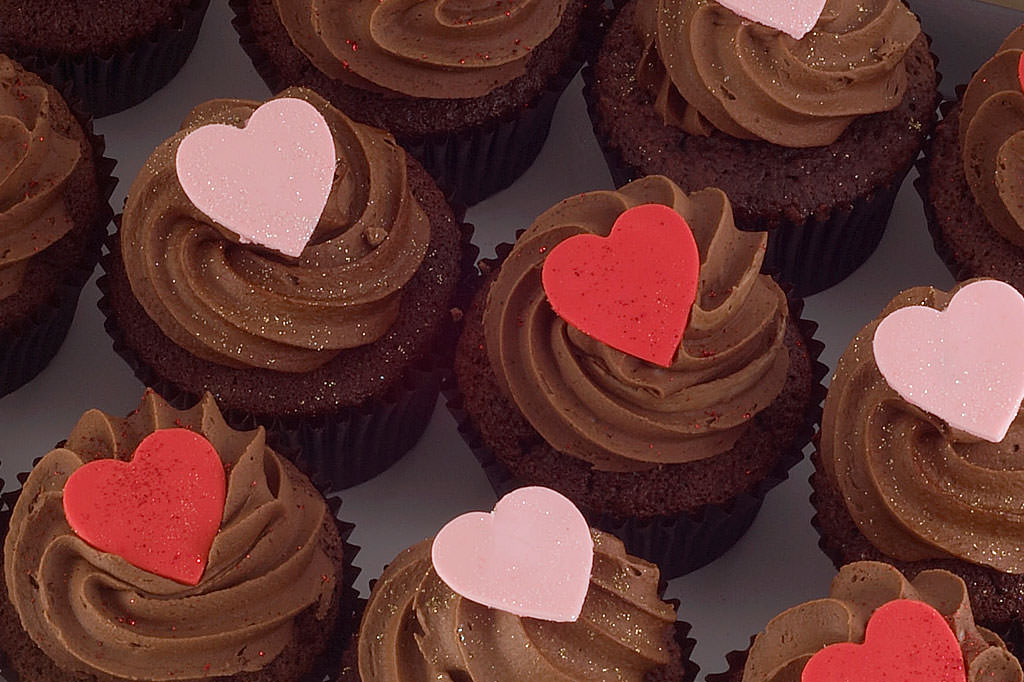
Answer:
450;174;826;579
918;25;1024;289
585;0;940;295
337;487;699;682
706;561;1023;682
0;53;116;400
0;390;358;682
98;86;471;491
230;0;592;206
813;278;1024;642
0;0;211;117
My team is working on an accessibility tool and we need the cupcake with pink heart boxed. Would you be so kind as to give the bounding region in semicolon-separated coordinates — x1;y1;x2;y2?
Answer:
0;390;357;682
337;486;697;682
706;561;1022;682
99;87;472;490
450;174;826;579
814;278;1024;641
585;0;939;295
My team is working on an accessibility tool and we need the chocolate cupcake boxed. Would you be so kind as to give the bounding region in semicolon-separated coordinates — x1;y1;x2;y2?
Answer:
337;487;698;682
813;278;1024;641
707;561;1023;682
0;54;115;400
0;0;210;117
230;0;591;206
0;390;358;682
585;0;940;295
451;175;825;578
98;87;471;491
919;25;1024;288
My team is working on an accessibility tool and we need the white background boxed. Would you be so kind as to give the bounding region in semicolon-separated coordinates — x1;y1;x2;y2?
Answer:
2;1;1023;678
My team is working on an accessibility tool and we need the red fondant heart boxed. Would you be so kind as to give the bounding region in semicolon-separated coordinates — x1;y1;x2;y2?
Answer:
1018;52;1024;93
62;428;226;586
541;203;700;367
802;600;966;682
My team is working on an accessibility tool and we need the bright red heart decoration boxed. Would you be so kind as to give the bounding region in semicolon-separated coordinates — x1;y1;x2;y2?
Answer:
1018;52;1024;94
63;428;226;586
541;203;700;368
802;600;966;682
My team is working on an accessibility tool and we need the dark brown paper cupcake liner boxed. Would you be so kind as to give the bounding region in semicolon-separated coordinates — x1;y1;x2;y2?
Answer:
581;65;922;297
0;85;117;400
10;0;211;117
228;0;587;207
336;595;700;682
0;470;360;682
444;248;828;580
96;220;478;492
705;642;754;682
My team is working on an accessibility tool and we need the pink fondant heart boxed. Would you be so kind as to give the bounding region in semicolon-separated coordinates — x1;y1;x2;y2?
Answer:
872;279;1024;443
541;203;700;368
63;429;226;586
431;487;594;622
718;0;827;40
802;600;966;682
1018;52;1024;93
175;97;335;258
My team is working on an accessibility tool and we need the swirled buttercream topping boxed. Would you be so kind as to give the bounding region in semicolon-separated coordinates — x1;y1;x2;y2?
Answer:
357;530;677;681
820;282;1024;574
634;0;921;147
741;562;1022;682
272;0;567;98
3;391;337;680
0;55;81;299
483;175;789;473
960;26;1024;246
120;88;430;373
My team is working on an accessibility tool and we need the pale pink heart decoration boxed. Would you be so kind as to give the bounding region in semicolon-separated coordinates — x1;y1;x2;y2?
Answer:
872;279;1024;443
718;0;827;40
431;487;594;622
175;97;335;258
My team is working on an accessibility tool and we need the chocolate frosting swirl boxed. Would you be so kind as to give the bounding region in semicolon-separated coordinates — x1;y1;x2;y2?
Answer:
741;562;1022;682
358;529;677;681
0;55;82;300
820;281;1024;574
120;88;430;373
960;26;1024;247
483;175;790;472
3;391;338;680
634;0;921;147
272;0;567;99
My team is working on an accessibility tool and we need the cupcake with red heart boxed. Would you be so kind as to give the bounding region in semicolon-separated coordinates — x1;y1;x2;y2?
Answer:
585;0;939;295
918;25;1024;289
230;0;592;206
0;54;116;400
98;86;471;490
450;174;826;579
813;278;1024;641
337;486;698;682
706;561;1023;682
0;390;357;682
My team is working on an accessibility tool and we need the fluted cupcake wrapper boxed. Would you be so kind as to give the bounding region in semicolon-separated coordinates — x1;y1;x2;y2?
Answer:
444;247;828;580
705;642;756;682
96;220;478;493
10;0;211;117
228;0;593;207
0;83;117;400
0;471;361;682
